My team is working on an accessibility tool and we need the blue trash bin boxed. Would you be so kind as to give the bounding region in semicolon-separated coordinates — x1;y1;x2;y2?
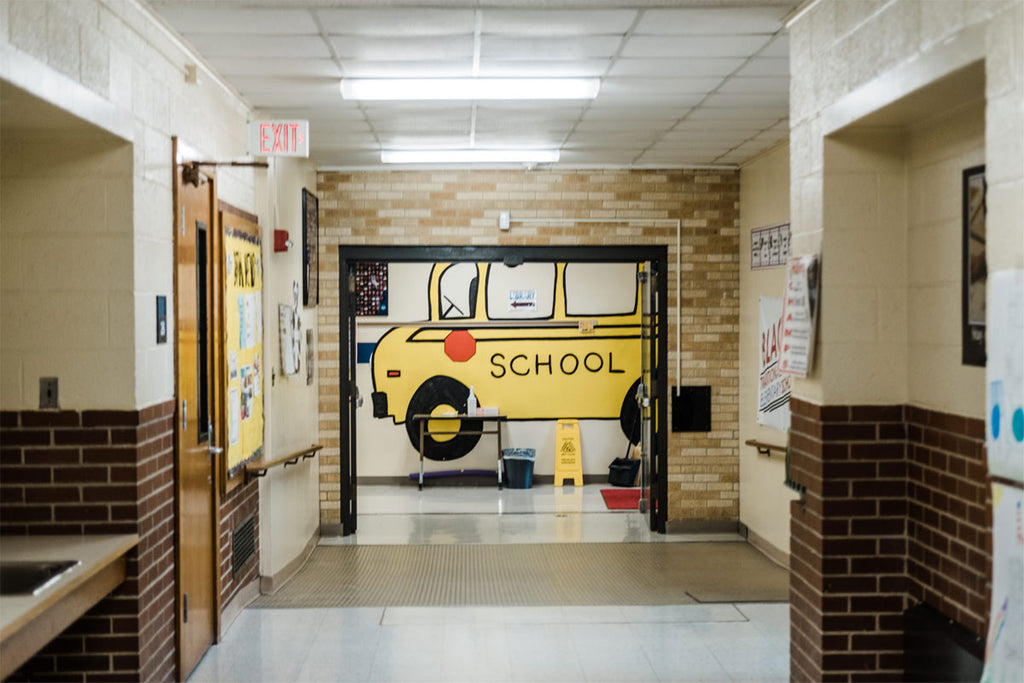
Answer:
502;448;535;489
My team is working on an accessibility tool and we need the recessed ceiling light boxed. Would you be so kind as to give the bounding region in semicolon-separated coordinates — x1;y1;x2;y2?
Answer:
381;149;560;164
342;78;600;101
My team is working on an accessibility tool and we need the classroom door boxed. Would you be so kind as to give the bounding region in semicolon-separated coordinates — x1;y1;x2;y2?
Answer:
174;153;220;678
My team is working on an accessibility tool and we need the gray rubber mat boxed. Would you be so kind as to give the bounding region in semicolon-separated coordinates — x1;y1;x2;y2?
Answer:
253;543;788;608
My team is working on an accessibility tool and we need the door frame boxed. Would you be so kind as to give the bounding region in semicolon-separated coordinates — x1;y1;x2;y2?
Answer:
337;245;669;534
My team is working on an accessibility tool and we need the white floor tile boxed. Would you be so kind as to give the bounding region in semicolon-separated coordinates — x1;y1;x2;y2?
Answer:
190;485;790;683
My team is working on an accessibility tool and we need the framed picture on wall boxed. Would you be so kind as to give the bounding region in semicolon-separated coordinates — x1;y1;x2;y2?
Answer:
302;188;319;307
961;165;986;367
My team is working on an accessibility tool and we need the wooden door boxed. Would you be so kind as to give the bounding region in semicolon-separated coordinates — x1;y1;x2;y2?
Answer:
174;152;219;679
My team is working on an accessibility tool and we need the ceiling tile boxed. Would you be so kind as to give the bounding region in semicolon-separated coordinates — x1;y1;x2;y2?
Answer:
735;58;790;77
317;8;475;36
634;7;788;35
573;119;674;133
482;9;638;36
258;105;367;122
701;92;790;108
594;92;704;108
621;35;773;59
340;61;472;78
481;36;623;60
379;134;472;148
331;36;474;61
717;76;790;93
477;60;611;77
580;106;688;121
601;77;724;95
148;4;318;34
759;35;790;58
185;34;330;59
312;131;378;147
608;58;745;78
472;132;568;147
208;58;341;78
659;129;753;143
687;106;788;121
559;149;642;165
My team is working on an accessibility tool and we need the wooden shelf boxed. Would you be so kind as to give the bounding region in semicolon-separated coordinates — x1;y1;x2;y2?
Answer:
244;444;322;483
744;439;786;457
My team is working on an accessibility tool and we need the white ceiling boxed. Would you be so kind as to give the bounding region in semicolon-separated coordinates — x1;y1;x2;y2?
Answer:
145;1;797;169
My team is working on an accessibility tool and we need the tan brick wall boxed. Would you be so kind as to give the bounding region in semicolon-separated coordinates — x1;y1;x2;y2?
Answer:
315;169;739;525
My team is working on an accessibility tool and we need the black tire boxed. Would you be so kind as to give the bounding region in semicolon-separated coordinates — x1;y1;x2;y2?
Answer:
405;376;482;461
620;378;642;445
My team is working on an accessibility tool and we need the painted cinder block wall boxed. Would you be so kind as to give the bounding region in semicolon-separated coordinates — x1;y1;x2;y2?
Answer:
0;1;316;679
786;0;1023;680
315;168;741;527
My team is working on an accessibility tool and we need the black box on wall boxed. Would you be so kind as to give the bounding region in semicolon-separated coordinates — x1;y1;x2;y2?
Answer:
672;386;711;432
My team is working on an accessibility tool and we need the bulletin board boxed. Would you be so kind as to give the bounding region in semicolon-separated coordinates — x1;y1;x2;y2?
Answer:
224;218;264;485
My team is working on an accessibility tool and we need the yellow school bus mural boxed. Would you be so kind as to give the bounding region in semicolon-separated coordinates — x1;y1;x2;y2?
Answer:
370;261;643;460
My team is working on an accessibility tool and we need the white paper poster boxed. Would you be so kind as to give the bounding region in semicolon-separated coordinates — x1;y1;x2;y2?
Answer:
758;297;791;432
780;254;820;377
986;269;1024;483
981;483;1023;683
229;387;240;446
279;304;300;376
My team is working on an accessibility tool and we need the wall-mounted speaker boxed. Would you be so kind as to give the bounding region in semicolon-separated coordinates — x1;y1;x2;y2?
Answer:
672;385;711;432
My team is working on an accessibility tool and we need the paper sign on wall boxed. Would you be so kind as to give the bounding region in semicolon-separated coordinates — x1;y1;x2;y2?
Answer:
508;289;537;312
981;483;1023;682
758;297;791;432
986;269;1024;484
780;254;820;377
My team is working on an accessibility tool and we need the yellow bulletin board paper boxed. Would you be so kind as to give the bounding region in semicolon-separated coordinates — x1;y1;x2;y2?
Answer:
225;226;264;474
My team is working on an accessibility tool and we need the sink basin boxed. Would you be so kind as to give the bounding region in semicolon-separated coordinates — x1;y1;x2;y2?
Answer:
0;560;80;596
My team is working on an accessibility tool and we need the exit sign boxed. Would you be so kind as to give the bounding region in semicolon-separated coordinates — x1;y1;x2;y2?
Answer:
248;119;309;157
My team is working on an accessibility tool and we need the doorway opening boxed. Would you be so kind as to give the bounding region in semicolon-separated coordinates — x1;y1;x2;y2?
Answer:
335;245;669;540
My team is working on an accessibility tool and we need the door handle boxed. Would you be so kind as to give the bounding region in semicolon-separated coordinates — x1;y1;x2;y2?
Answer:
181;399;187;431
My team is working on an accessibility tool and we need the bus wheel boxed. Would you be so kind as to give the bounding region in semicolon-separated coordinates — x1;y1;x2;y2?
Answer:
620;378;642;445
405;376;482;461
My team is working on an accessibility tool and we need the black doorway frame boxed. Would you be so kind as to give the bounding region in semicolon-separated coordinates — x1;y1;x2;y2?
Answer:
337;244;669;534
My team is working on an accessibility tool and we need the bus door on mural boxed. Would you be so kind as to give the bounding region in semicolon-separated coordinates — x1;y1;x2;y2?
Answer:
367;261;643;461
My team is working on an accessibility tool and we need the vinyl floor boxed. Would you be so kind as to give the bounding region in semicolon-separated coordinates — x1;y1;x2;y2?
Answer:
189;485;791;682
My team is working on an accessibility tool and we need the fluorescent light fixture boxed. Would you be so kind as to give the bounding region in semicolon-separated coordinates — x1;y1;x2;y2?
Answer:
381;149;560;164
342;78;599;101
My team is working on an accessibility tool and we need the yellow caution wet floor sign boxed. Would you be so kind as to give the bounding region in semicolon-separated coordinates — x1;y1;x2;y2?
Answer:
554;419;583;487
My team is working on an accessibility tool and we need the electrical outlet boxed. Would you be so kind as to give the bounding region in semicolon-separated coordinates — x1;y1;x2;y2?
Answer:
39;377;59;409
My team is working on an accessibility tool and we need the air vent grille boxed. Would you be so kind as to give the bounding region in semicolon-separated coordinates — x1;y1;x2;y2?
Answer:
232;513;256;577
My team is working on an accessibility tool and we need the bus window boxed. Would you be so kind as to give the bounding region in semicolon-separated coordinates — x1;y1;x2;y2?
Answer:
486;262;555;320
565;262;638;316
438;263;478;319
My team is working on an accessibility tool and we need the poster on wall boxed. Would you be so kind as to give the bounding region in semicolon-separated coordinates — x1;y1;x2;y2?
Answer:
962;165;986;366
780;254;820;378
981;483;1023;683
302;188;319;307
750;222;790;270
355;261;388;316
224;221;264;478
986;270;1024;483
279;303;301;376
758;297;791;432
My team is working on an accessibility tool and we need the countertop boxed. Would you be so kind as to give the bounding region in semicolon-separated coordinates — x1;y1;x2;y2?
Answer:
0;534;138;678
